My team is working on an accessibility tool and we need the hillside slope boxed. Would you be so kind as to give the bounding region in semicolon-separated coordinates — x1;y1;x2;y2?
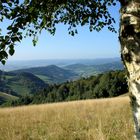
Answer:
0;71;47;97
12;65;78;83
64;61;124;77
0;92;18;105
8;70;128;106
8;72;48;95
0;97;134;140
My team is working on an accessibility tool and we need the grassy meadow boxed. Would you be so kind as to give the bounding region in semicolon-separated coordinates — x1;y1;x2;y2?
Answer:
0;96;134;140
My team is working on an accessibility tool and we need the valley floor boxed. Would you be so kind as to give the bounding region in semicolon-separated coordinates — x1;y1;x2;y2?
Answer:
0;97;134;140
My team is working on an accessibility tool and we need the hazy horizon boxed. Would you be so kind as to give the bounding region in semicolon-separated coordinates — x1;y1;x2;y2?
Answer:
7;57;121;62
0;57;122;71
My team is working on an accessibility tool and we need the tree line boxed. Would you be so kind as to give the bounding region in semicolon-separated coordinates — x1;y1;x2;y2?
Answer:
4;70;128;106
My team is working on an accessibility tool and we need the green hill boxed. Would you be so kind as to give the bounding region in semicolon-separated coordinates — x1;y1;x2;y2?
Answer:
11;62;123;83
8;70;128;106
0;92;18;105
64;61;124;77
0;71;48;97
12;65;78;83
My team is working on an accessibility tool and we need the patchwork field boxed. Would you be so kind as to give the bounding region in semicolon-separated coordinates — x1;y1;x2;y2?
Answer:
0;96;134;140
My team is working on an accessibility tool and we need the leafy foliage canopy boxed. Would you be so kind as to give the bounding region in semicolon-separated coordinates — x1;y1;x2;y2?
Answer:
0;0;118;64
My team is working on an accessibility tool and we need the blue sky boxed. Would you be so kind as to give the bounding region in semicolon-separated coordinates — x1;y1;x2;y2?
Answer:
8;2;121;61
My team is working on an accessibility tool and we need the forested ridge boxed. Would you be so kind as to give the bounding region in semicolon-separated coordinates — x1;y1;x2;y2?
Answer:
6;70;128;106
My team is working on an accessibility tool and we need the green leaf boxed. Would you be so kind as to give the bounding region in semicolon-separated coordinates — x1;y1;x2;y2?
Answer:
8;2;12;7
1;60;6;65
7;26;12;30
11;37;20;42
1;51;8;58
9;48;15;56
12;27;18;33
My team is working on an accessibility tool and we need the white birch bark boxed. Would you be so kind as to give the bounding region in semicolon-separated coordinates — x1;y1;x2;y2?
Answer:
119;0;140;139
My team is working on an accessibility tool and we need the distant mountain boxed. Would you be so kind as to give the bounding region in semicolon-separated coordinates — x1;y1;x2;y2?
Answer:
12;65;78;83
11;61;124;83
64;64;96;76
64;64;87;69
64;61;124;77
0;58;121;71
94;61;124;71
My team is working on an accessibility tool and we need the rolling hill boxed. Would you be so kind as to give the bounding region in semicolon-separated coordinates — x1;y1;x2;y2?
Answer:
64;61;124;77
12;65;78;83
0;58;121;71
8;72;48;95
0;61;125;105
0;92;18;105
0;71;48;98
8;70;128;106
11;61;124;83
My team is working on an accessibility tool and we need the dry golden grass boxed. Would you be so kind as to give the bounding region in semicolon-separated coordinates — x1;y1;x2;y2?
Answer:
0;97;134;140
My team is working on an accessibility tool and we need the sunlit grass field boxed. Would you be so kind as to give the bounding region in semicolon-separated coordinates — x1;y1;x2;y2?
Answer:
0;97;134;140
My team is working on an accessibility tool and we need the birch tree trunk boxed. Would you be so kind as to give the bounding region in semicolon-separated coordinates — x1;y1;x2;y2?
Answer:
119;0;140;139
